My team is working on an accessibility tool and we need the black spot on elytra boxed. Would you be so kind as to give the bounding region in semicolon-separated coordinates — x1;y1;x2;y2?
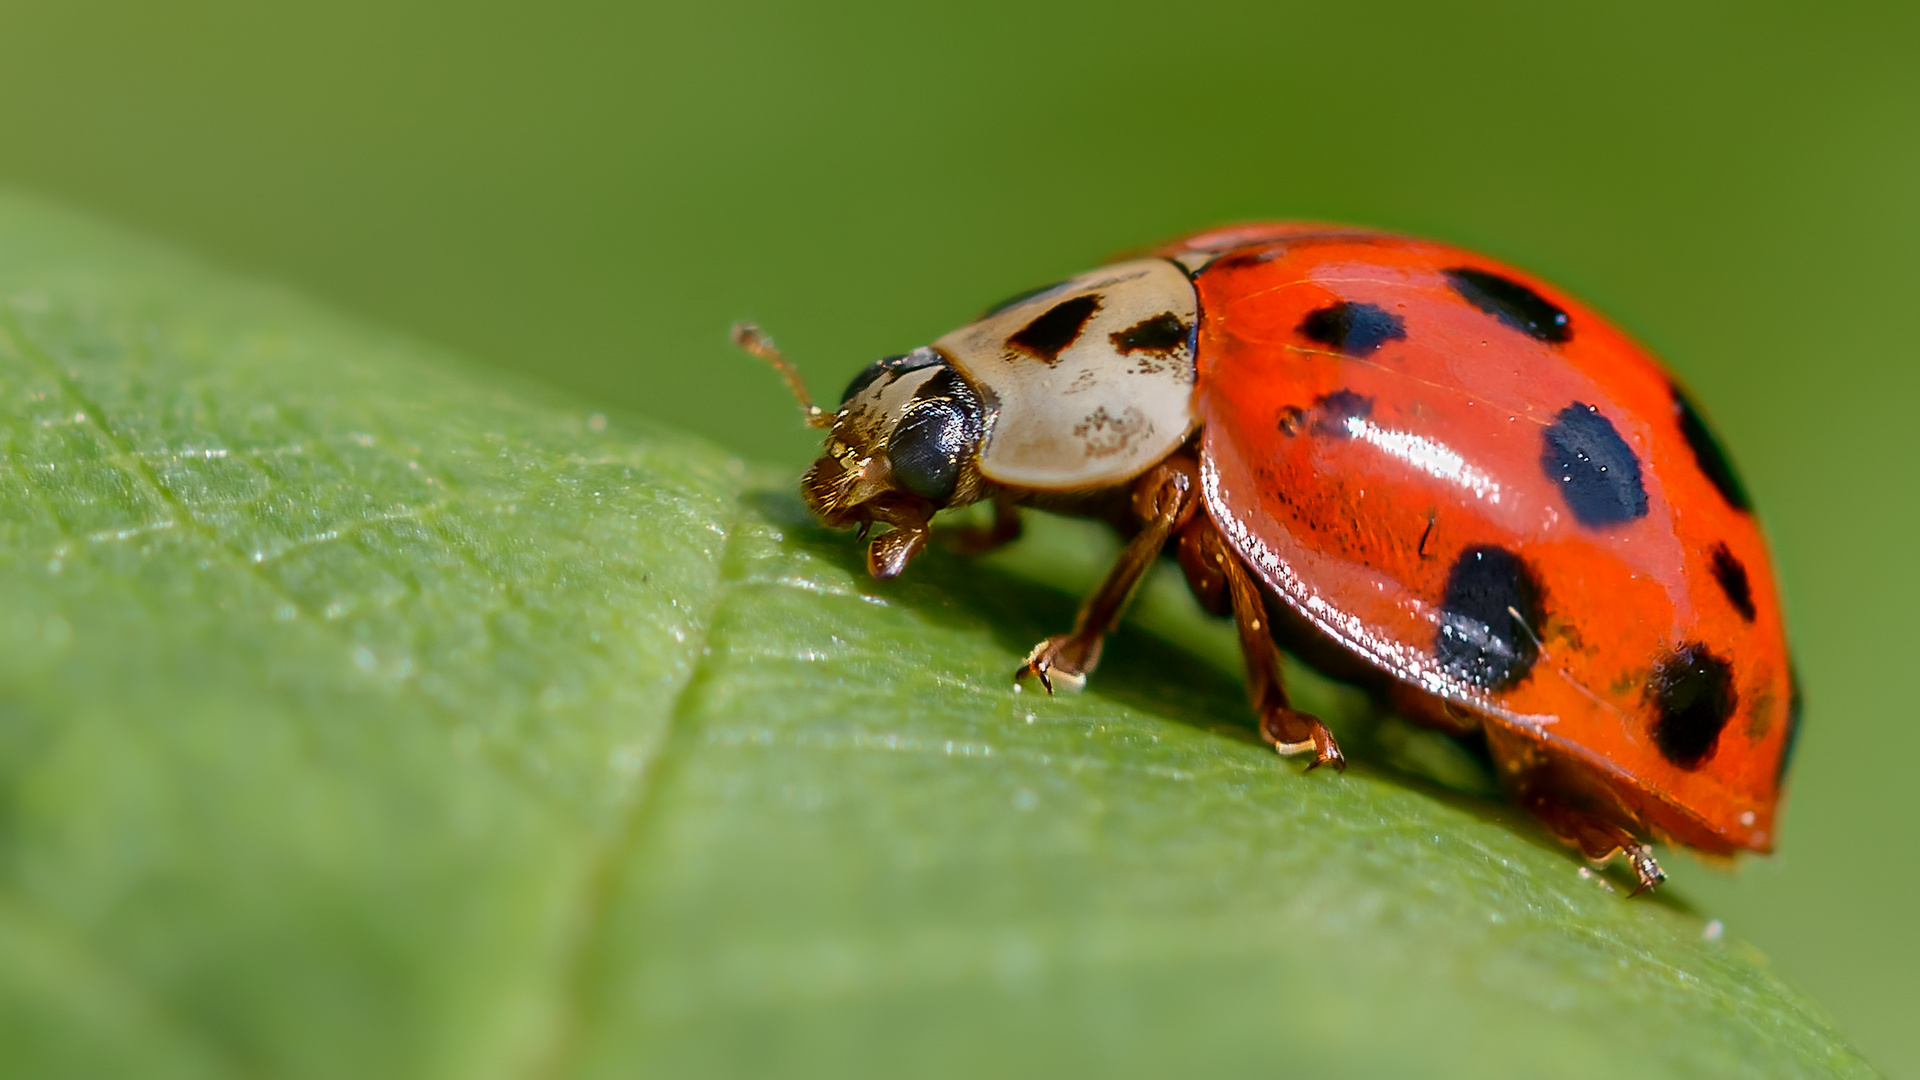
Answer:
1777;664;1803;788
981;280;1067;318
1674;386;1752;512
1709;543;1756;622
1650;644;1737;770
1444;267;1571;343
1297;301;1407;355
1109;312;1192;356
1540;403;1649;527
1276;405;1308;436
1436;546;1542;691
840;349;943;404
1007;294;1101;363
1312;389;1374;437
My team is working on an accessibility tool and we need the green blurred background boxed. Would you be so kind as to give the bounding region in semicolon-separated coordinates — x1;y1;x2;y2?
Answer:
0;0;1914;1072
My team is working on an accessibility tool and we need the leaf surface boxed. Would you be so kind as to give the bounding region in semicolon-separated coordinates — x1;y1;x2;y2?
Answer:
0;193;1876;1079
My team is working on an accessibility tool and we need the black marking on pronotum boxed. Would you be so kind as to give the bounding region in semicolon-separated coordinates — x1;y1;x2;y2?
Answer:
1109;312;1192;356
1709;543;1756;622
1297;301;1407;355
981;280;1067;318
1435;545;1543;691
1650;644;1737;770
1444;267;1571;343
1540;402;1649;527
1674;385;1752;512
1777;663;1804;789
1007;294;1102;363
885;367;983;502
1312;389;1374;438
840;348;944;404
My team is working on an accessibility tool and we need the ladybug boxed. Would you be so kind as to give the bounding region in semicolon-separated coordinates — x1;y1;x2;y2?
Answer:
736;222;1798;893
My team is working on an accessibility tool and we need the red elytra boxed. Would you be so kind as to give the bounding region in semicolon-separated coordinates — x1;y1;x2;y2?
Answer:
743;221;1798;891
1175;223;1795;856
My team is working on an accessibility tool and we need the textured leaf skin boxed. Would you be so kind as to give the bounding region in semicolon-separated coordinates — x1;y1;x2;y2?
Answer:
0;192;1878;1079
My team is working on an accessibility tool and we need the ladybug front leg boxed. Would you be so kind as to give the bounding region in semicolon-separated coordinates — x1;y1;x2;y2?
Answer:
1015;458;1198;693
1184;518;1345;771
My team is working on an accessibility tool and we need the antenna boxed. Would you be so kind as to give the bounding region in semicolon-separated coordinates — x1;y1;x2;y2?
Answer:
731;322;832;430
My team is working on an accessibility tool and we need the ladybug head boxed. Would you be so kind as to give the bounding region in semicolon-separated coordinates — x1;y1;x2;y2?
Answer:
801;349;988;578
734;324;989;579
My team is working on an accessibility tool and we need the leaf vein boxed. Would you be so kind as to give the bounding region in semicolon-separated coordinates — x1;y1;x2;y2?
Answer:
524;496;747;1080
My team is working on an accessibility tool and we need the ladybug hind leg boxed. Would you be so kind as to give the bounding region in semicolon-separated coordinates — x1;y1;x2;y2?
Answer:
1181;515;1345;772
1481;727;1665;894
1520;791;1666;895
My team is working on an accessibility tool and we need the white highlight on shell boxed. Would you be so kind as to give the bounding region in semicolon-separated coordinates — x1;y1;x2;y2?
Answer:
1343;415;1502;503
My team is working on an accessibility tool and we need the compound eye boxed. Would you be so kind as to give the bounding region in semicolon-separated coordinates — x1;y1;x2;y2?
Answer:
840;347;943;405
885;368;982;502
887;401;969;501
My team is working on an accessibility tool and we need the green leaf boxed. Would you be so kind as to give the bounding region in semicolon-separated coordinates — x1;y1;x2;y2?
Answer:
0;190;1877;1080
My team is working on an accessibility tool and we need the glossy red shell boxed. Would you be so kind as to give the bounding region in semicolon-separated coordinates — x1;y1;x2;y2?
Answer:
1163;224;1794;854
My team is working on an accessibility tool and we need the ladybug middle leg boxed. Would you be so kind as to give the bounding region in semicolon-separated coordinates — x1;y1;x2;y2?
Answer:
946;494;1023;555
1180;514;1345;771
